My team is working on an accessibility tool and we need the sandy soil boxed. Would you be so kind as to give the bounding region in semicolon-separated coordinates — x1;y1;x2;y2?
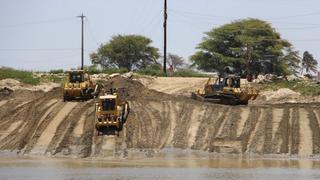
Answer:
0;76;320;158
143;77;208;96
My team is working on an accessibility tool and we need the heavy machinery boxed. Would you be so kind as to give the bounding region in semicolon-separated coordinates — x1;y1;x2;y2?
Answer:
95;88;129;135
191;74;259;105
63;70;99;101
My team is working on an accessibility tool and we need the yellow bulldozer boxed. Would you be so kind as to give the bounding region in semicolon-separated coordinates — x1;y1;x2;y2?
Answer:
191;75;259;105
63;70;99;101
94;88;129;135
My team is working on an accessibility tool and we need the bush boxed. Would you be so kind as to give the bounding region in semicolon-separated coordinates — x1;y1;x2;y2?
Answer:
46;75;65;83
102;67;128;74
0;67;40;85
136;64;165;76
49;69;64;74
259;80;320;96
85;66;102;74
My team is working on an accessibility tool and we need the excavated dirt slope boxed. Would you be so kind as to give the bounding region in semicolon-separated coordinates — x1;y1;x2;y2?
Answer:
1;77;320;158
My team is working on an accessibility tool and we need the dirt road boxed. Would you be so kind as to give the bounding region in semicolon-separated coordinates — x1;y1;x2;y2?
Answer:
0;77;320;158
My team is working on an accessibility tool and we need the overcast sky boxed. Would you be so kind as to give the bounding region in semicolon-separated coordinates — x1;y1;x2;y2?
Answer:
1;0;320;71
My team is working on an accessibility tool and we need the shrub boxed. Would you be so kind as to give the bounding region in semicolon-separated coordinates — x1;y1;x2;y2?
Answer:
49;69;64;74
136;64;164;76
0;67;40;85
259;80;320;96
102;67;128;74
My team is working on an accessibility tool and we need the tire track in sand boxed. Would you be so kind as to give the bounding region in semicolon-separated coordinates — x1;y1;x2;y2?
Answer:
0;121;23;141
298;108;312;156
247;108;268;154
187;105;205;148
21;100;62;154
290;108;300;154
51;101;93;156
30;102;78;155
236;107;250;137
239;107;261;153
0;94;58;151
162;101;179;148
191;106;217;150
308;109;320;154
78;107;95;158
0;100;8;107
271;108;289;154
207;107;230;152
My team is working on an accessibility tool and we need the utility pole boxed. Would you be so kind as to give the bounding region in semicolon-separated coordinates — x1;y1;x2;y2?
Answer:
77;13;86;70
163;0;167;75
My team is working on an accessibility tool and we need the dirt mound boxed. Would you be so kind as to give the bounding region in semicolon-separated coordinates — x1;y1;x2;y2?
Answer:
256;88;301;104
0;79;21;89
141;77;208;97
101;76;173;101
0;78;60;92
1;77;320;159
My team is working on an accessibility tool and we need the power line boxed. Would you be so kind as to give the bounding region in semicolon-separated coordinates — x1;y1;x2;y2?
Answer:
143;14;163;35
268;11;320;20
271;21;320;26
0;48;80;51
140;10;163;34
169;8;320;25
170;8;320;20
168;9;234;19
85;18;100;46
0;17;75;29
170;13;320;31
170;13;222;26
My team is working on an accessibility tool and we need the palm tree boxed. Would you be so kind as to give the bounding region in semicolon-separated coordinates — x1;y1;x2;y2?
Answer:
301;51;318;74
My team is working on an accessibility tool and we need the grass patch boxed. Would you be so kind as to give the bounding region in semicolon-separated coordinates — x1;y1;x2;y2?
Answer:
49;69;64;74
102;68;128;74
44;75;65;84
259;80;320;96
136;68;165;76
84;66;128;74
0;67;40;85
172;69;209;77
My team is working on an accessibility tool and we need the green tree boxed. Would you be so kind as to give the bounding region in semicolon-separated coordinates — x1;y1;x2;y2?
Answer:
191;18;292;75
90;35;160;71
280;47;301;75
168;53;185;69
301;51;318;74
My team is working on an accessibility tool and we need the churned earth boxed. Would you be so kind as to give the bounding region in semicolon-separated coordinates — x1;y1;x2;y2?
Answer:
0;76;320;159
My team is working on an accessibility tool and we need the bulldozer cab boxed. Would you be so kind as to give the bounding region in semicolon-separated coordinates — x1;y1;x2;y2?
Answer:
97;89;122;113
206;75;240;92
222;75;240;88
66;70;87;83
99;95;117;112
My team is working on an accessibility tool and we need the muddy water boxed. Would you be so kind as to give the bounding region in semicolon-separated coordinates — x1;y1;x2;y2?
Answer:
1;152;320;180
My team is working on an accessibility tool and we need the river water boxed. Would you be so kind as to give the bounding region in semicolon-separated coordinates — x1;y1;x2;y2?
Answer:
1;151;320;180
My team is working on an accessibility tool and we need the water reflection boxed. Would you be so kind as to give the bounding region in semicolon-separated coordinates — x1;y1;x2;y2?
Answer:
0;153;320;180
